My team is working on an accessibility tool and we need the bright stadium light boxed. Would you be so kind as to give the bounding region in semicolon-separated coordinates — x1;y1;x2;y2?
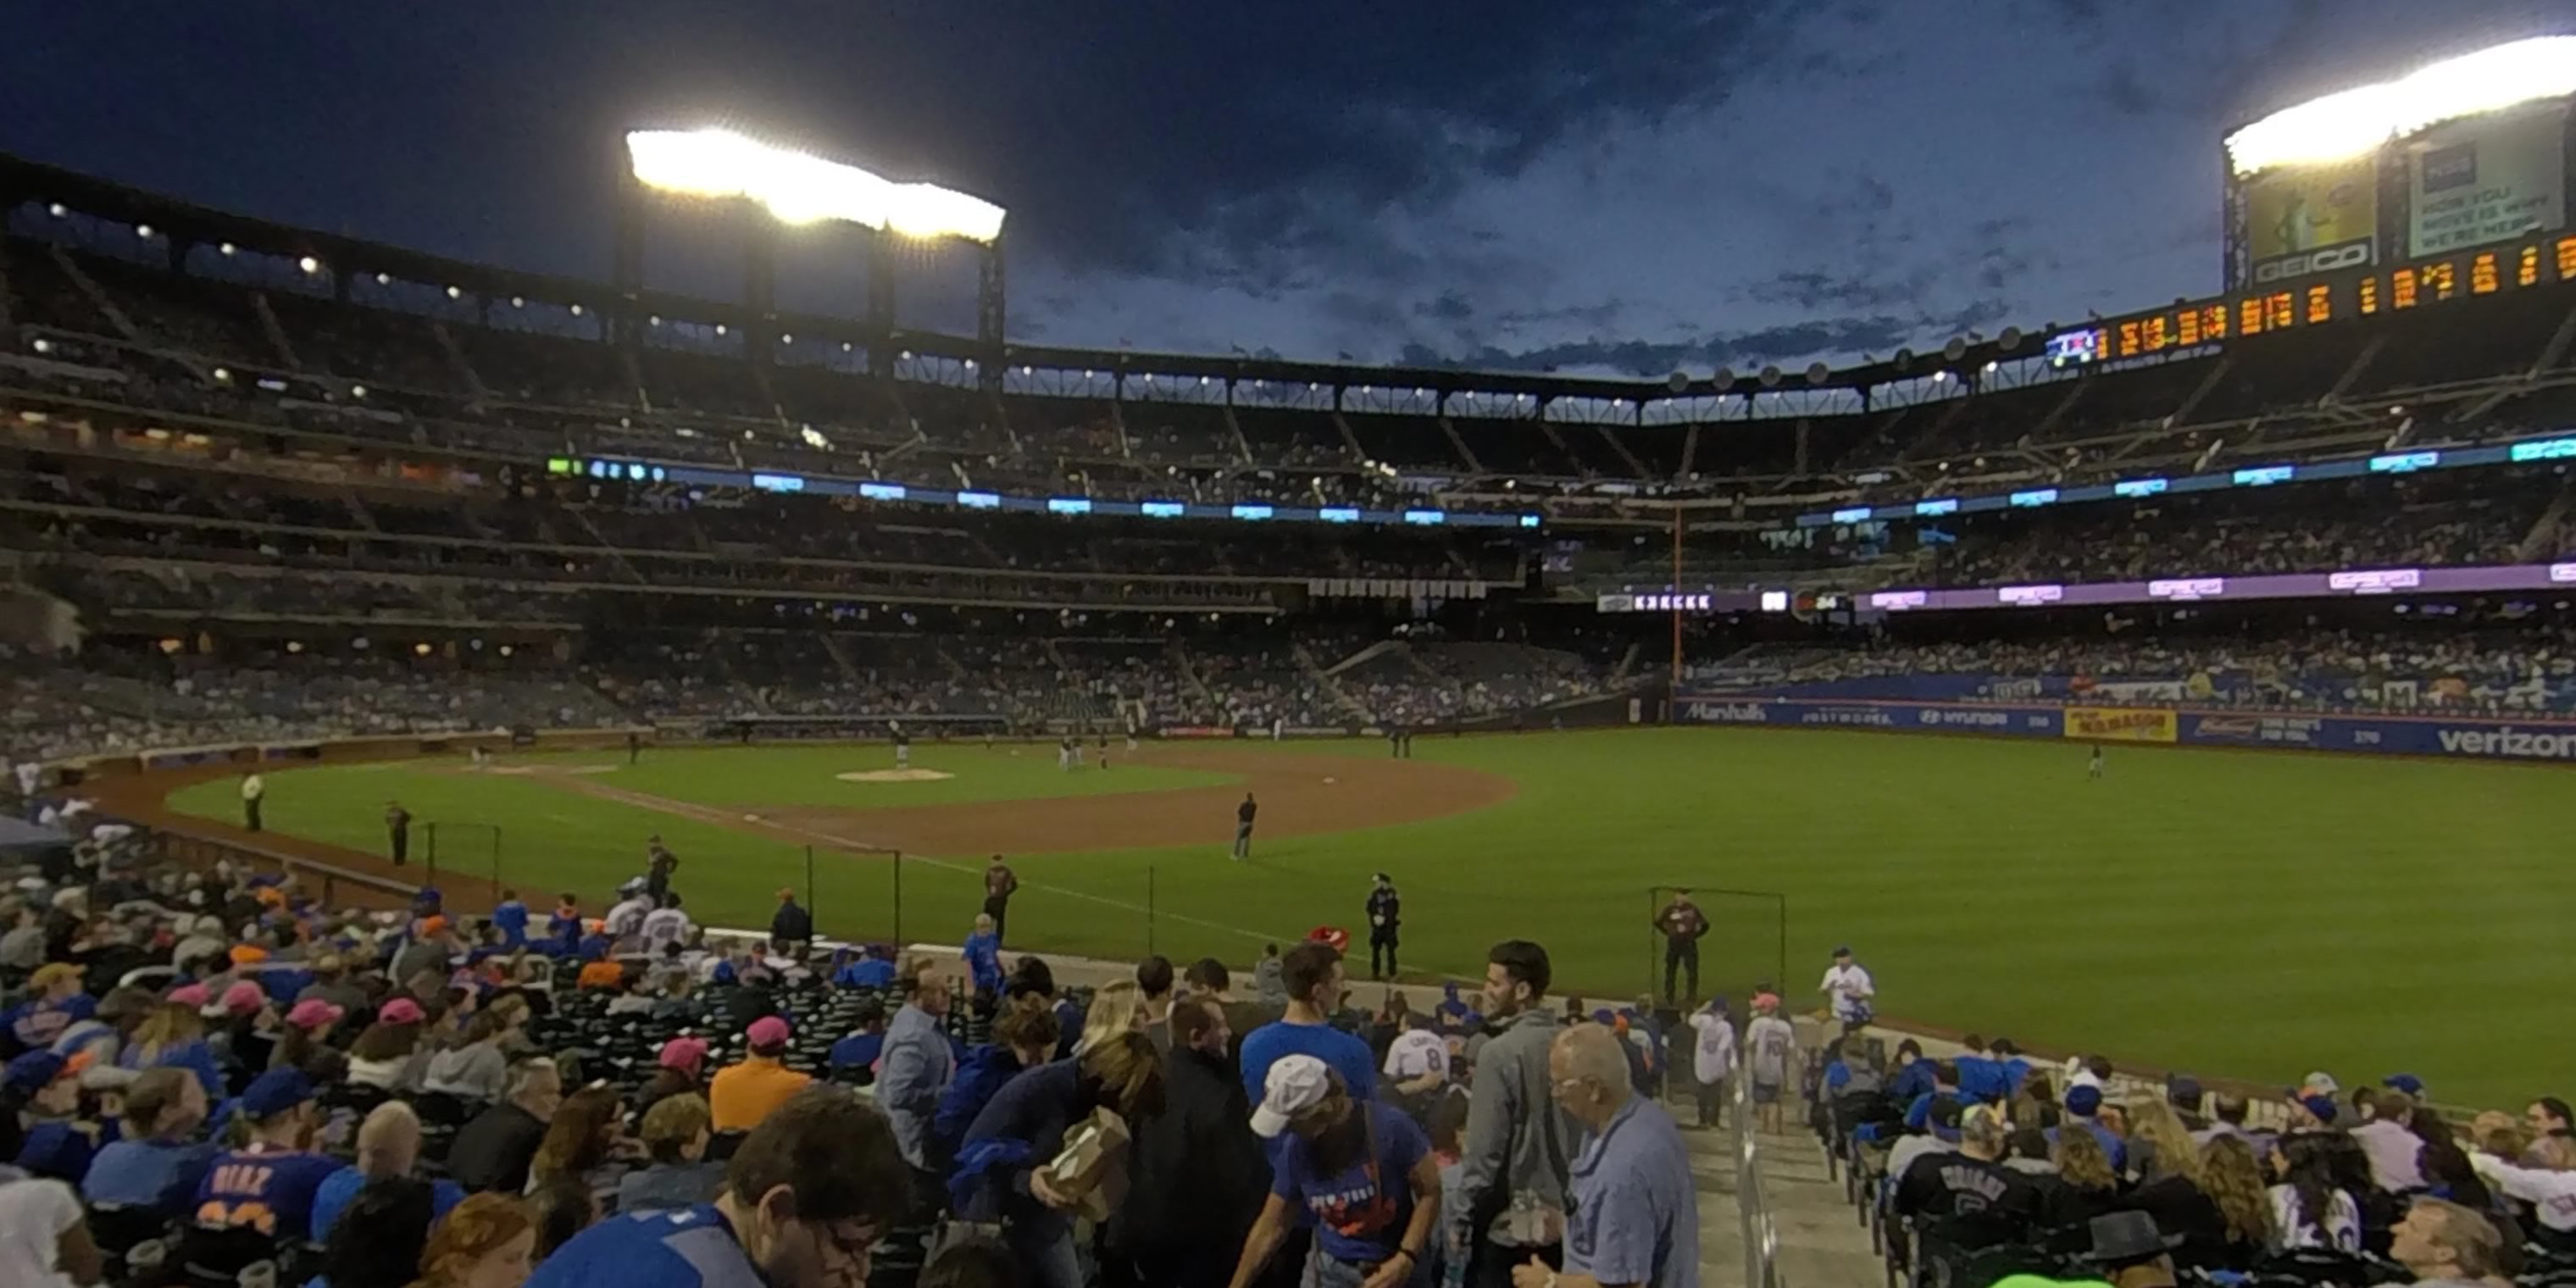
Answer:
625;127;1006;243
2225;35;2576;175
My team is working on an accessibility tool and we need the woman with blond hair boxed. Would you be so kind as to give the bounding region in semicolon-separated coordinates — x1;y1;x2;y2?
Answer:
407;1191;536;1288
2196;1135;2274;1271
2046;1118;2125;1227
957;1031;1167;1288
2120;1097;2228;1264
118;1001;224;1097
525;1086;632;1213
1072;980;1146;1057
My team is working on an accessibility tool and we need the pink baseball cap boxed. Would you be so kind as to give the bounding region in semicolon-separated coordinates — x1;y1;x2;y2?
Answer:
285;999;345;1030
746;1016;791;1047
658;1036;710;1073
218;981;267;1017
377;998;426;1025
166;983;212;1008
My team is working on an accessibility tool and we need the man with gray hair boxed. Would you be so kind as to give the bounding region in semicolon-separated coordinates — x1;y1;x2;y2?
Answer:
450;1056;563;1193
1514;1024;1696;1288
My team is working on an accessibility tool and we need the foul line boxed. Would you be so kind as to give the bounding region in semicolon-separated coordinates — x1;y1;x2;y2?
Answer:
550;779;1295;950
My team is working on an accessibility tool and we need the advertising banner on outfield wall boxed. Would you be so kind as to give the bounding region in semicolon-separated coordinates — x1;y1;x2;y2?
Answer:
1675;696;2576;763
1674;697;2065;738
2242;154;2379;284
2063;707;2179;743
2408;103;2568;255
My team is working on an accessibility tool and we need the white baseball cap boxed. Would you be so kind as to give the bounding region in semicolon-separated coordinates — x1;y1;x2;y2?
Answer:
1251;1054;1334;1138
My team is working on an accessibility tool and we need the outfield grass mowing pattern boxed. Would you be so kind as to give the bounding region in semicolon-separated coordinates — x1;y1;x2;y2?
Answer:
169;728;2576;1106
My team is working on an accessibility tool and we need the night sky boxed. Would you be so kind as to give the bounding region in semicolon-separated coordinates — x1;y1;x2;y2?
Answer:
9;1;2576;375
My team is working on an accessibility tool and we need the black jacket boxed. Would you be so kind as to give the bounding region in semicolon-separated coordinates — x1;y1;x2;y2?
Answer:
771;902;813;942
1114;1045;1266;1265
449;1102;547;1194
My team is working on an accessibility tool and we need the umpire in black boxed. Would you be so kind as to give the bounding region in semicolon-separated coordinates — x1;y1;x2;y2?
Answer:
1366;873;1402;980
1655;889;1711;1002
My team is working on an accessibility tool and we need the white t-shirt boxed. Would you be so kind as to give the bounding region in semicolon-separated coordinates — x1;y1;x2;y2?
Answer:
1383;1029;1447;1082
1688;1011;1737;1084
2471;1151;2576;1231
605;897;652;938
640;908;693;955
242;775;264;802
1820;963;1875;1020
2268;1185;2362;1252
0;1178;84;1288
1746;1015;1796;1085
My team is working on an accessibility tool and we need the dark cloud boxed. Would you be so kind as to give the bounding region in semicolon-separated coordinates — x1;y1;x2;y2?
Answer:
1400;299;2012;377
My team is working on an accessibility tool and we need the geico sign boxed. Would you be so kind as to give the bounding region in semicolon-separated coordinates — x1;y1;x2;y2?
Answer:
2252;242;2371;284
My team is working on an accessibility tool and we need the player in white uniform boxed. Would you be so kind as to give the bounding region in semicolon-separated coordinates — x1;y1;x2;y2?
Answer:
2090;744;2104;779
1820;946;1876;1026
1686;998;1738;1129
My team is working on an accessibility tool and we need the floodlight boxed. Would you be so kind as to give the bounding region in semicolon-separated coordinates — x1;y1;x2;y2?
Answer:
219;242;237;256
625;127;1006;243
135;224;153;239
2226;35;2576;175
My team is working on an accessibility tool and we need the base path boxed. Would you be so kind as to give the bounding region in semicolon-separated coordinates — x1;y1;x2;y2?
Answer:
547;745;1518;857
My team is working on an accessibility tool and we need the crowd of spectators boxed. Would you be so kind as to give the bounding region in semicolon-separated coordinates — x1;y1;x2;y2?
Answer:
0;770;1704;1287
1695;623;2576;714
2;624;1624;763
1813;1025;2576;1288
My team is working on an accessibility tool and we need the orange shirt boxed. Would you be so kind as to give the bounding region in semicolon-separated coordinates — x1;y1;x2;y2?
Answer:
575;961;626;991
708;1057;813;1131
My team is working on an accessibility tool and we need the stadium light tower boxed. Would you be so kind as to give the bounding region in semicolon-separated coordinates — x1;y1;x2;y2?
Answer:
616;126;1008;380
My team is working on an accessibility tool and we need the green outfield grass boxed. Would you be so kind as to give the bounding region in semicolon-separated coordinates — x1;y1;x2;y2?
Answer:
169;729;2576;1106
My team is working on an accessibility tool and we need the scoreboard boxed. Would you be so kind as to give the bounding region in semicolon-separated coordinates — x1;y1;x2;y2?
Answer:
2051;230;2576;368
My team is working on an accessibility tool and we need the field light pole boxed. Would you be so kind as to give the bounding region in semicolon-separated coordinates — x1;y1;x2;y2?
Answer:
618;126;1010;388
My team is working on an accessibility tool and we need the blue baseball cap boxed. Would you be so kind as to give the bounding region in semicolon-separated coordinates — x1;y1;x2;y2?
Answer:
2293;1092;2340;1124
2384;1074;2426;1096
3;1051;67;1093
2065;1085;2103;1117
239;1068;317;1118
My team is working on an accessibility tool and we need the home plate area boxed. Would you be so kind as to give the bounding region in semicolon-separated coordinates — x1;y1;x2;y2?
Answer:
834;769;958;783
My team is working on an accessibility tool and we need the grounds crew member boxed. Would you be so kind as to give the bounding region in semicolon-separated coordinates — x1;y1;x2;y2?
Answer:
1654;890;1710;1002
983;855;1019;943
1367;873;1402;980
1230;791;1257;862
386;800;413;866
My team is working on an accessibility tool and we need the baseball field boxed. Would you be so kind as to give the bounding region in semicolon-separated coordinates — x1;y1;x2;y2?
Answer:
145;727;2576;1108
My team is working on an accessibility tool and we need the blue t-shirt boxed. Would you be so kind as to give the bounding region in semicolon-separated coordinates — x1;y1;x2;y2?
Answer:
194;1146;343;1238
16;1119;103;1183
82;1138;218;1215
309;1164;464;1241
527;1203;760;1288
492;901;530;947
1271;1101;1428;1265
836;958;897;990
962;932;1002;996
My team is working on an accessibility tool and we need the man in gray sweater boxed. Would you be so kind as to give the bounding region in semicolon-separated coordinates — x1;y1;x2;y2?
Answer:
1452;938;1577;1288
876;965;957;1179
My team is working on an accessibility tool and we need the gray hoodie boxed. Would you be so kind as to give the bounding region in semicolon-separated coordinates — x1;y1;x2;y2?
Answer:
1451;1007;1576;1246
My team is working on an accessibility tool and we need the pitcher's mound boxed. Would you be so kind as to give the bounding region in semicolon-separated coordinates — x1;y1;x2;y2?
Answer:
836;769;956;784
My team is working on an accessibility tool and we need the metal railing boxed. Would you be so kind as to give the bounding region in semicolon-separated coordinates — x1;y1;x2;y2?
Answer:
1733;1065;1784;1288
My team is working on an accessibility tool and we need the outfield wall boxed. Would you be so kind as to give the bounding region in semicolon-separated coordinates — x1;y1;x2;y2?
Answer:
1672;695;2576;763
